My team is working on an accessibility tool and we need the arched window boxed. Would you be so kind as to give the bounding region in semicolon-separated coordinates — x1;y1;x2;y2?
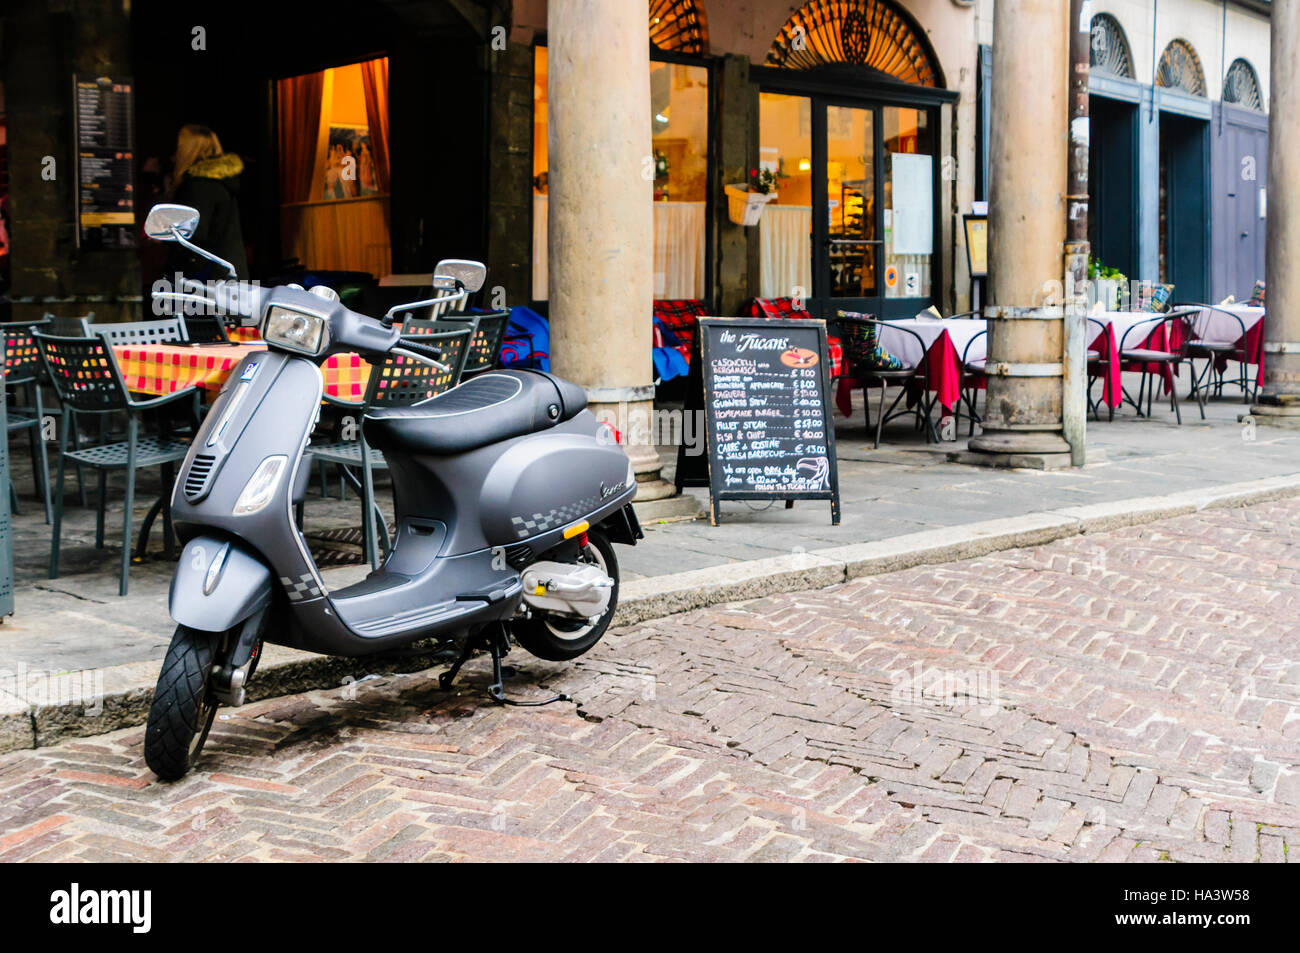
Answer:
649;0;709;55
1223;58;1264;110
1156;39;1206;97
766;0;942;87
1089;14;1134;79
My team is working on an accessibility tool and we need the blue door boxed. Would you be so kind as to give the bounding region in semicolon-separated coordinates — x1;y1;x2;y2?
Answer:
1211;104;1269;302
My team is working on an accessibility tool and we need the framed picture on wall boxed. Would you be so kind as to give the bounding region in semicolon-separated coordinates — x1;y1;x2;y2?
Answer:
321;124;380;199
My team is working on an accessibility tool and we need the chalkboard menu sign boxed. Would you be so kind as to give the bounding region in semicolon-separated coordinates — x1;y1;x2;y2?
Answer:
74;75;137;250
676;317;841;526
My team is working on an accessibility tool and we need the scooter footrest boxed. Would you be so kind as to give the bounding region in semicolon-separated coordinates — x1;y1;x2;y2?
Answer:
456;580;523;605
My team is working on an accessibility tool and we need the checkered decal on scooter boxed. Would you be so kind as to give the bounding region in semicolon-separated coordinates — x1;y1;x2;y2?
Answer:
511;491;608;540
280;573;324;603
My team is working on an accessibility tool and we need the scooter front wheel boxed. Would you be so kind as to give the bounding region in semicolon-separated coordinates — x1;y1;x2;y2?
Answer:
513;529;619;662
144;625;221;781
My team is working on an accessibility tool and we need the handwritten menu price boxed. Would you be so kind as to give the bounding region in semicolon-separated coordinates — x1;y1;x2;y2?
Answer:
74;75;137;250
676;317;841;526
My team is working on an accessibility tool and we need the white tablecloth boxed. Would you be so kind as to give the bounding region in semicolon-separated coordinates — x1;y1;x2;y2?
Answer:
878;317;988;368
1193;305;1265;346
1089;311;1169;350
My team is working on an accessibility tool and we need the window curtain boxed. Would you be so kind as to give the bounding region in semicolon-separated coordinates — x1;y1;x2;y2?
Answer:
277;71;325;253
532;196;707;301
277;71;325;203
360;57;391;194
652;202;706;300
760;206;813;299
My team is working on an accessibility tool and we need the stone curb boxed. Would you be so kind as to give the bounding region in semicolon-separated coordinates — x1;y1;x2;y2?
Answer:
4;470;1299;755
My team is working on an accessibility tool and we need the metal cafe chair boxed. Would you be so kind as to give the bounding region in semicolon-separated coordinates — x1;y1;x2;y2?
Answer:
94;316;204;438
403;311;511;378
309;327;472;570
958;328;988;436
181;313;233;345
1;322;55;523
1117;309;1204;425
39;314;96;504
1179;302;1257;405
1085;316;1115;423
93;316;187;348
835;315;938;450
33;331;196;596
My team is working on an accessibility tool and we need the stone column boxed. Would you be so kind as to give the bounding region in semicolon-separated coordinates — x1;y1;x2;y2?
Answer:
962;0;1073;468
1251;0;1300;425
547;0;673;499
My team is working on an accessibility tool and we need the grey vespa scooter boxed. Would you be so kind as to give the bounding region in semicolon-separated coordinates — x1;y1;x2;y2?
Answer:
140;204;641;780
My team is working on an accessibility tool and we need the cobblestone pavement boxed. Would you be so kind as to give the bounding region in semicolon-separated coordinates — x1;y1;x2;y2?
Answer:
2;500;1298;862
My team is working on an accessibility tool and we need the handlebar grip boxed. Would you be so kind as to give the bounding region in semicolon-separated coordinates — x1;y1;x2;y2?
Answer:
398;336;445;362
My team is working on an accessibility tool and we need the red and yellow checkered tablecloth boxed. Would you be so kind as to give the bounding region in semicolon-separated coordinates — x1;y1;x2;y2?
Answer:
228;326;263;343
112;343;371;402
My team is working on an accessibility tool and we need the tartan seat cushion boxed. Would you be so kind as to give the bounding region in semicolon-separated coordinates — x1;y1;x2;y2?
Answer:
743;298;845;378
654;299;706;349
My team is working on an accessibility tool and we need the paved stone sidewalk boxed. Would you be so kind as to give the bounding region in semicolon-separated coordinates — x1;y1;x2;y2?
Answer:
1;499;1296;861
6;390;1300;680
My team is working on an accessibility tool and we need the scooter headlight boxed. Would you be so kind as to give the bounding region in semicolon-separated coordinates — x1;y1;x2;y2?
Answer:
263;306;327;355
234;455;288;515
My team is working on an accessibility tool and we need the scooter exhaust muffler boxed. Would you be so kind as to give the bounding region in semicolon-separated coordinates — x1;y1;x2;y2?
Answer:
520;562;614;620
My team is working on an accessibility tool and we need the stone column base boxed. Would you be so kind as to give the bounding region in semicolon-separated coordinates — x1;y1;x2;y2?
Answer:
1248;397;1300;429
957;429;1077;469
948;449;1076;470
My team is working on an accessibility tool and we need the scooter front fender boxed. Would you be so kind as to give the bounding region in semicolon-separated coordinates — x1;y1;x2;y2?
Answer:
170;535;273;633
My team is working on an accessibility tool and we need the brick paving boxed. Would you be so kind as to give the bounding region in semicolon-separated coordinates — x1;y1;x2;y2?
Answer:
1;500;1298;862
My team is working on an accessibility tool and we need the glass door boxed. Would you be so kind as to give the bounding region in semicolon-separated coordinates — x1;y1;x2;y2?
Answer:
821;104;879;317
879;105;936;318
759;93;938;320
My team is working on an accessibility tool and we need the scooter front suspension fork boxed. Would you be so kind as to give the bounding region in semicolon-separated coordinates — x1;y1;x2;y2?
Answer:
439;623;573;708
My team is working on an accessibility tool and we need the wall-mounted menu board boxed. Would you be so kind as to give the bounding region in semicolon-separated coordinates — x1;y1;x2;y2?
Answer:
74;75;137;249
676;317;841;526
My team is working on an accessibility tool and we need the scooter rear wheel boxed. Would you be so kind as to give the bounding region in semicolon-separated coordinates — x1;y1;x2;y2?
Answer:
144;625;221;781
513;529;619;662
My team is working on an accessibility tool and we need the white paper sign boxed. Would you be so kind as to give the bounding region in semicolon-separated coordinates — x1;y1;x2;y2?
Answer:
891;153;933;256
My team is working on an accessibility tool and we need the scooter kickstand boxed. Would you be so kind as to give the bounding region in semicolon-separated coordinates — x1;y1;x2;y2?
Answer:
438;631;482;692
439;625;573;708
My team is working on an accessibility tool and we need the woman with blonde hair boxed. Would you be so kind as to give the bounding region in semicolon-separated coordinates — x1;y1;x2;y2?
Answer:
168;124;249;279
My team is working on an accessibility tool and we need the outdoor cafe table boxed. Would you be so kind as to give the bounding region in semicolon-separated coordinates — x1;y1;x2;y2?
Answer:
112;342;371;402
1192;303;1266;388
833;316;988;419
1085;306;1265;410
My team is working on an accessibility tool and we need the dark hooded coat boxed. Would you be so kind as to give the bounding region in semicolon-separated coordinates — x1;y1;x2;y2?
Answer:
169;153;249;280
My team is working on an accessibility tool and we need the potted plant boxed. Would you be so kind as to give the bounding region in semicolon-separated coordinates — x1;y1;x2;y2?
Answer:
1088;258;1127;312
725;168;780;227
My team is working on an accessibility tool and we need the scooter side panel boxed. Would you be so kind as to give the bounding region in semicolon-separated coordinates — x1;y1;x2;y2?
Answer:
479;417;635;544
386;412;636;558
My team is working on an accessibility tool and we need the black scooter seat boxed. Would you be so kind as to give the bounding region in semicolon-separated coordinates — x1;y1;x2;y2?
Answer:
364;370;588;456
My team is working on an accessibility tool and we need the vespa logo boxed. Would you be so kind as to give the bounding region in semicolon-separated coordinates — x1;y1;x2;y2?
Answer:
599;481;622;501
